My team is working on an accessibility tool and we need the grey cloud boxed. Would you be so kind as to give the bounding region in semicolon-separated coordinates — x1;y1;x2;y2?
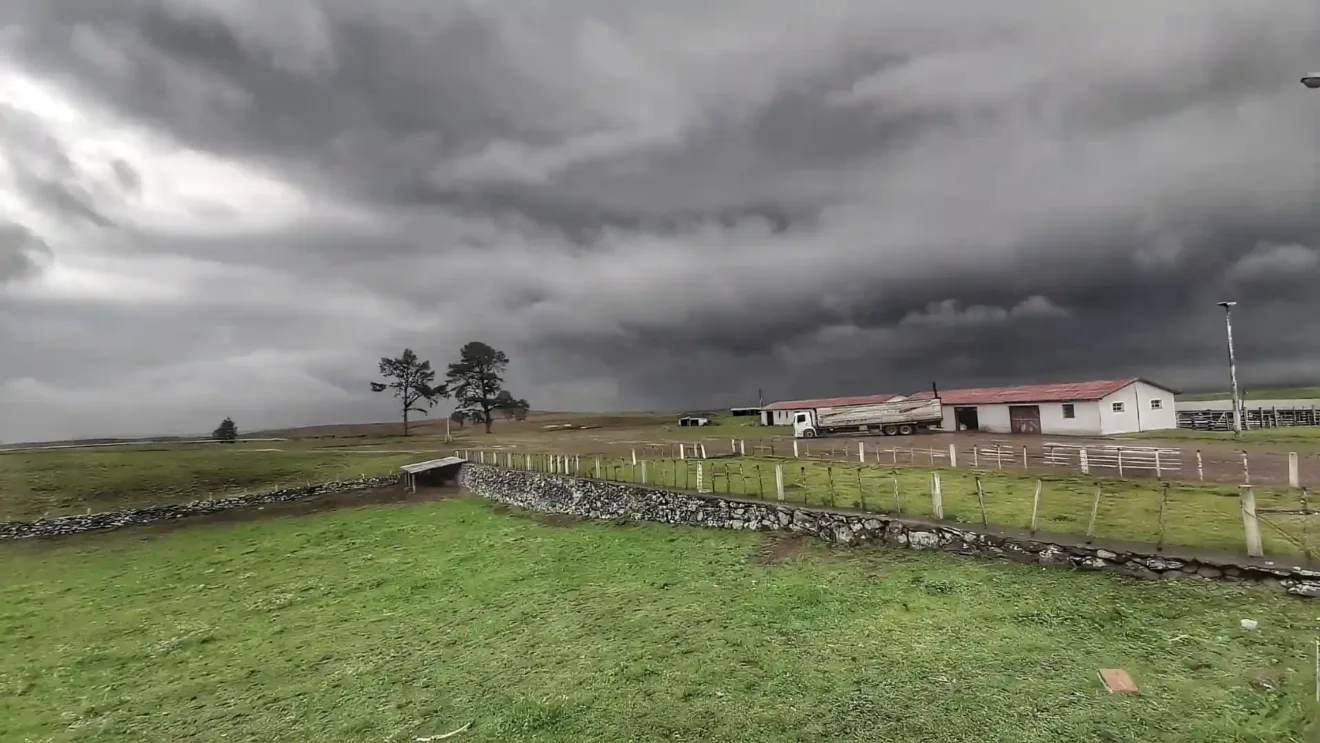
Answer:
0;222;52;283
2;1;1320;440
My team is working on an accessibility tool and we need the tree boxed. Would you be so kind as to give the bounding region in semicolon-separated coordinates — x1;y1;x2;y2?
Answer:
212;417;238;443
445;341;528;433
370;348;446;436
449;409;470;429
495;390;530;421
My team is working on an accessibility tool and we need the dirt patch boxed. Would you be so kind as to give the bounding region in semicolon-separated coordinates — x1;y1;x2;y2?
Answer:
754;533;811;565
534;512;587;528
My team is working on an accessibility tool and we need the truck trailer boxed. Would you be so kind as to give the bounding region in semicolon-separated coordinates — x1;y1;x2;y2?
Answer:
792;397;943;438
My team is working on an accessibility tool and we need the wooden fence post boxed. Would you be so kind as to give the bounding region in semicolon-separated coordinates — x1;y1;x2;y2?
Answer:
679;444;686;460
1022;446;1029;472
975;477;988;526
949;444;958;468
594;457;601;479
740;440;746;456
1289;452;1300;488
640;460;647;485
1241;451;1250;485
700;443;708;459
696;463;705;493
775;465;785;501
858;441;865;463
632;449;637;466
1029;479;1042;534
1154;450;1161;478
931;472;944;519
1116;448;1124;478
892;473;903;515
1196;450;1203;481
793;440;799;458
1240;487;1264;558
1157;483;1169;548
972;446;978;468
1079;448;1089;475
1086;488;1101;539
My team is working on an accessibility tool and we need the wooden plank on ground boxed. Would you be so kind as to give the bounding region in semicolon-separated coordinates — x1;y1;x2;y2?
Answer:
1098;669;1138;694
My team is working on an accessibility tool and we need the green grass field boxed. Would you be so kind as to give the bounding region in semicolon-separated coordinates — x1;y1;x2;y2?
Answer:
536;455;1310;559
0;445;421;520
1;497;1312;742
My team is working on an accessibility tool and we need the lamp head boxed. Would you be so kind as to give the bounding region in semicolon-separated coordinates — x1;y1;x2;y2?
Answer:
1303;73;1320;89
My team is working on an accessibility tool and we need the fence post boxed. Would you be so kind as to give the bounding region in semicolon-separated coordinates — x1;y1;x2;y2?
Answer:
1157;483;1169;548
1240;487;1264;557
696;463;705;493
975;477;988;526
949;444;958;468
1079;448;1089;474
858;441;865;463
1086;488;1101;539
700;443;708;459
775;465;785;501
995;446;1003;470
731;438;737;453
1029;480;1042;534
679;444;686;460
1289;452;1300;488
640;460;647;485
1116;448;1124;478
1196;450;1203;481
1154;450;1162;478
575;455;581;475
972;446;978;468
930;472;943;519
632;449;637;466
793;440;799;458
595;457;601;479
892;474;902;515
1242;451;1250;485
740;440;746;456
1022;446;1029;472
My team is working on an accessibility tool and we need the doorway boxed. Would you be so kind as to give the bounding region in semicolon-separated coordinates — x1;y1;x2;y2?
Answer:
1008;405;1042;434
953;406;980;431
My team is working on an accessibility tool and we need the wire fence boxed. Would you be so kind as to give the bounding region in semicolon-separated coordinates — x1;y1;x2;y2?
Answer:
462;447;1316;562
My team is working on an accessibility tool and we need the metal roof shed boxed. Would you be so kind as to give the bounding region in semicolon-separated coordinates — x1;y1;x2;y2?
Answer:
399;456;465;492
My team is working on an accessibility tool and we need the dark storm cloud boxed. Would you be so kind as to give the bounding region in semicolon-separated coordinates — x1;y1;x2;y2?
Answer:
2;0;1320;440
0;222;52;283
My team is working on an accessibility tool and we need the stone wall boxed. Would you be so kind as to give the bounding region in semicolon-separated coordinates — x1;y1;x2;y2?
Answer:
0;476;401;540
459;463;1320;598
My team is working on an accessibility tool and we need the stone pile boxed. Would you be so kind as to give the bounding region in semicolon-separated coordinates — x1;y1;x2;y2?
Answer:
459;464;1320;598
0;476;401;540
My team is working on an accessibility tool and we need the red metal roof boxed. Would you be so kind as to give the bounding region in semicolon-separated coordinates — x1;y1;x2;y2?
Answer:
914;378;1144;405
763;393;900;411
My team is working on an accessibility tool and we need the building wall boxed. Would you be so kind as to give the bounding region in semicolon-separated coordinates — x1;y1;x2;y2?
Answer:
1099;381;1177;434
943;401;1103;435
768;408;807;425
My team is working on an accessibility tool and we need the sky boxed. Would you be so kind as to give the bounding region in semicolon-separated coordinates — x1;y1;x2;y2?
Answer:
1;2;1320;442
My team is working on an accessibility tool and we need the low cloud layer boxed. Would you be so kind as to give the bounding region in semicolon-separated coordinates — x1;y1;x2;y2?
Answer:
1;1;1319;441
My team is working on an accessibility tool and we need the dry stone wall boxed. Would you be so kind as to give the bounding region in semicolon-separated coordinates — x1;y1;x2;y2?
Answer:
459;463;1320;598
0;476;400;540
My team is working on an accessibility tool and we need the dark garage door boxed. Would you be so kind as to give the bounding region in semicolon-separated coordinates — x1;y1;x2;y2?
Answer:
1008;405;1042;434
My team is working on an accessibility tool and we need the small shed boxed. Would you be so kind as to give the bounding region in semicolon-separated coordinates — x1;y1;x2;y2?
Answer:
399;456;465;491
678;416;710;427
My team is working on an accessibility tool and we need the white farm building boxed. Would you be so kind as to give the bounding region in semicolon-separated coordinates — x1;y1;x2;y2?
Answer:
916;378;1178;436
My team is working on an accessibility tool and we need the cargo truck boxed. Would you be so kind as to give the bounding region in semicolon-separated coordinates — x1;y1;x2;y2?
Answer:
792;397;943;438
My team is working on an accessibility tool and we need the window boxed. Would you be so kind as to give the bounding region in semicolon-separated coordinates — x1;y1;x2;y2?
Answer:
1112;402;1125;413
1150;399;1163;410
795;413;808;423
1062;403;1075;419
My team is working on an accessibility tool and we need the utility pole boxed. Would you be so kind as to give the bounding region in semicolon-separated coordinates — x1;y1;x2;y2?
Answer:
1217;301;1242;435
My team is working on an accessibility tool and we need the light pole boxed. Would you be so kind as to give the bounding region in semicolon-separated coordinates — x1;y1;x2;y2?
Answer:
1302;73;1320;89
1217;301;1242;435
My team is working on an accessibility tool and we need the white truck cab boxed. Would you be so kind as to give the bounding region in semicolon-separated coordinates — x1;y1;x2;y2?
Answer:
793;411;819;438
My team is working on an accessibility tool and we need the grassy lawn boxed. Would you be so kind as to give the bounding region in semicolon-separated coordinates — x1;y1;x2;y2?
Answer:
568;456;1310;559
0;445;421;520
1;497;1311;742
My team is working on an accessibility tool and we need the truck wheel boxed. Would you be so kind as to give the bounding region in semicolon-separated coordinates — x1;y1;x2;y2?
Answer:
803;429;817;438
883;425;899;436
899;424;914;436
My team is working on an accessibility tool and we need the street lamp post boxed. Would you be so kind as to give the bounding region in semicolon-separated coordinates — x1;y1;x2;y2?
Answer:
1217;301;1242;435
